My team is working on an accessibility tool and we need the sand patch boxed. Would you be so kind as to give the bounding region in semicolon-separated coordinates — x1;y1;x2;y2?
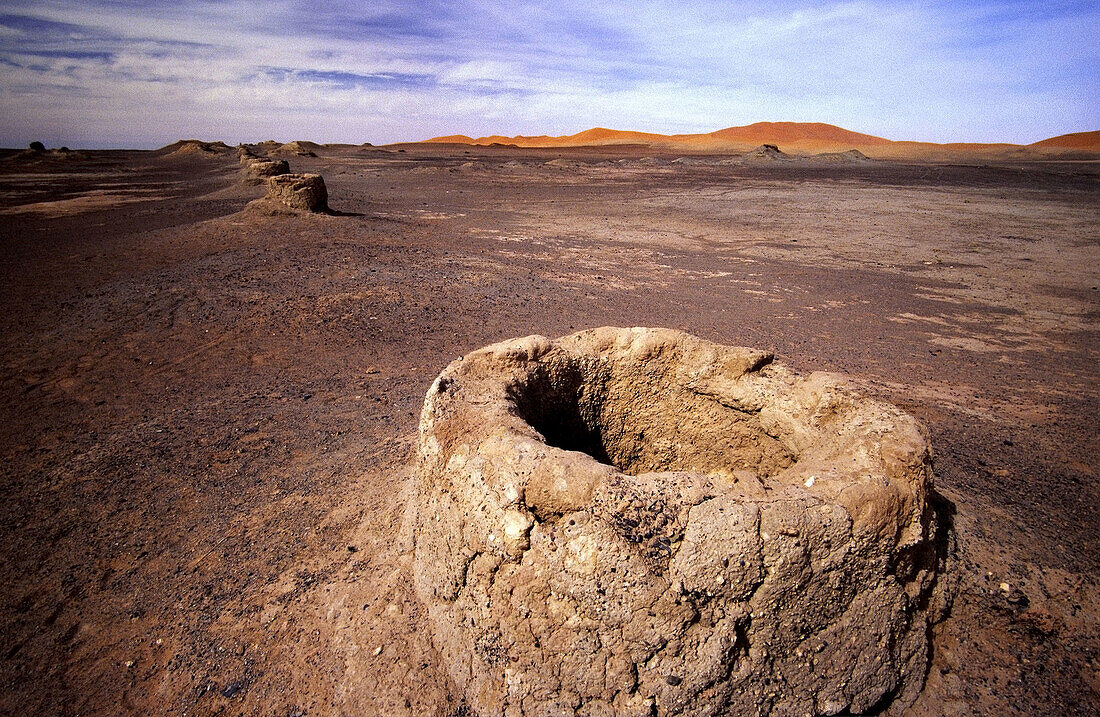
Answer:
0;189;162;216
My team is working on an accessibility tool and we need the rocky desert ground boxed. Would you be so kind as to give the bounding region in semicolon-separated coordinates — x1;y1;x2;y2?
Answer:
0;140;1097;715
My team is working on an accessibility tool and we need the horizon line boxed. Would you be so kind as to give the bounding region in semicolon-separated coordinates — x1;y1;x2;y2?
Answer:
6;122;1099;152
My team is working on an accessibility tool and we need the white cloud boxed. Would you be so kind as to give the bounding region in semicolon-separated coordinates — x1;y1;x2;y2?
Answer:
0;0;1096;146
439;60;524;87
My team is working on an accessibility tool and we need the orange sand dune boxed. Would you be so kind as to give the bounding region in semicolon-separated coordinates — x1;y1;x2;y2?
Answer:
423;122;889;151
425;127;670;147
424;122;1100;159
1030;130;1100;150
569;127;672;144
706;122;893;147
427;135;479;144
424;122;882;150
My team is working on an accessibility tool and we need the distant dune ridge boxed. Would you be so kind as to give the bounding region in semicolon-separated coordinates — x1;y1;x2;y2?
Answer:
425;122;1100;159
1030;130;1100;150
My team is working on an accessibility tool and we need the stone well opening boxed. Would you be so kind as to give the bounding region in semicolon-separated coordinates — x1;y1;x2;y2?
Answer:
506;354;797;481
414;329;952;717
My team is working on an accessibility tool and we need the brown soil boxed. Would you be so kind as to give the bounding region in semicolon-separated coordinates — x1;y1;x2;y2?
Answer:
0;143;1097;716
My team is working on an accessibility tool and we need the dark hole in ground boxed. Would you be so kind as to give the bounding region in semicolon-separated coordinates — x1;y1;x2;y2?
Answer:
507;355;797;479
508;362;615;467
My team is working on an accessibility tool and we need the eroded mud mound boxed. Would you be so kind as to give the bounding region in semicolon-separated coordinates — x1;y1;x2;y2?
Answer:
262;173;329;213
243;158;290;184
273;140;321;157
742;143;790;163
157;139;231;158
413;327;952;717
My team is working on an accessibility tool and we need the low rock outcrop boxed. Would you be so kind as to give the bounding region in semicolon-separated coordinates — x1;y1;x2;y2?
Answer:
158;139;231;158
413;327;952;717
273;140;320;157
810;149;874;164
742;144;790;162
8;145;90;162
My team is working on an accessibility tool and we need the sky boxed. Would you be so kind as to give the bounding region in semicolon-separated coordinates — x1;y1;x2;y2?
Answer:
0;0;1097;148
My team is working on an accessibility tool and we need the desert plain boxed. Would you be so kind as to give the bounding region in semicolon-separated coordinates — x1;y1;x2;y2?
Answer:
0;133;1097;715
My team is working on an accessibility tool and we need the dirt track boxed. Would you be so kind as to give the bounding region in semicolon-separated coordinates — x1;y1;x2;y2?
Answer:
1;144;1097;715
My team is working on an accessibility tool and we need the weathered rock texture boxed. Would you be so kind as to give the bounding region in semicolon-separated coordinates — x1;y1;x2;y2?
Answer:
741;143;790;163
158;139;231;158
413;327;951;717
264;173;328;213
273;140;320;157
243;158;290;183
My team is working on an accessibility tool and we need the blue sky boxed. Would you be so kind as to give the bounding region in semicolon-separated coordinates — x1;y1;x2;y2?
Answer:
0;0;1096;148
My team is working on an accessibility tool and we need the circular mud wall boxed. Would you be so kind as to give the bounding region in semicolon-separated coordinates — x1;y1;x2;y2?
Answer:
412;328;951;717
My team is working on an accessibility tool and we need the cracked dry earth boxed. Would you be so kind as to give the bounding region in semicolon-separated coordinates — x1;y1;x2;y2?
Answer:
0;144;1097;716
